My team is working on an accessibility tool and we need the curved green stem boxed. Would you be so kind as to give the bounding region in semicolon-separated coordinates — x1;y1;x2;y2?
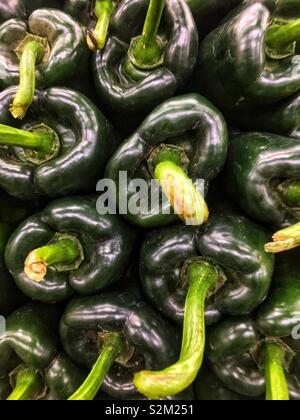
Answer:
7;368;43;401
155;161;209;226
278;180;300;207
263;342;290;401
265;222;300;253
87;0;115;51
10;35;48;120
266;18;300;59
0;124;55;156
134;261;220;399
24;234;84;283
68;333;125;400
128;0;166;70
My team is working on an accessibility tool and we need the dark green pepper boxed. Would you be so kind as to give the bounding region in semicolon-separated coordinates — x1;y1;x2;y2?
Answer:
0;8;89;119
206;251;300;400
0;1;62;23
0;86;117;202
230;91;300;139
194;365;255;400
60;279;181;400
105;94;228;228
197;1;300;112
93;0;198;134
5;196;136;303
0;302;87;400
206;317;300;400
134;213;274;398
225;132;300;254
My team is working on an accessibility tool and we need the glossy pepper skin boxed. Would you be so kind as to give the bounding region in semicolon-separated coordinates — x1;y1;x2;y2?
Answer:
5;196;136;303
60;280;181;399
0;1;63;23
0;8;89;92
0;302;87;400
140;213;274;325
195;365;255;400
0;86;117;202
0;303;59;380
93;0;198;134
225;132;300;228
105;94;228;228
196;1;300;112
0;192;33;316
230;92;300;139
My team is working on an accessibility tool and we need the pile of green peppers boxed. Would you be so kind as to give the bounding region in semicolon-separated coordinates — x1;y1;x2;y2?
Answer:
0;0;300;402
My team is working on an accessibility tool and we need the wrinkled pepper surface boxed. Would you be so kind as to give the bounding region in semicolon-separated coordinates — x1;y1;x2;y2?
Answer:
197;1;300;111
105;94;228;228
225;132;300;228
0;86;117;202
5;196;136;303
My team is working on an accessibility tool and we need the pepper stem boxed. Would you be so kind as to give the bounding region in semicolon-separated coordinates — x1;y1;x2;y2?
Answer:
265;222;300;253
0;124;56;156
10;34;48;120
263;342;290;401
278;180;300;207
134;261;220;399
68;333;125;400
7;368;43;401
154;161;209;226
87;0;115;51
128;0;166;70
266;18;300;59
24;234;84;283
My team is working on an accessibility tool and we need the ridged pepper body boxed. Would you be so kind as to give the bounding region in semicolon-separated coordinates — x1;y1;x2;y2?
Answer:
0;8;89;90
0;87;117;201
197;1;300;111
5;196;137;303
225;132;300;227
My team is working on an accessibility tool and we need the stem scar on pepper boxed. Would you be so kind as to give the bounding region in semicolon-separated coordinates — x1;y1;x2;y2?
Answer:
7;366;45;401
10;33;50;120
87;0;116;51
24;234;84;283
128;0;166;70
0;123;60;165
134;260;224;399
265;18;300;59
